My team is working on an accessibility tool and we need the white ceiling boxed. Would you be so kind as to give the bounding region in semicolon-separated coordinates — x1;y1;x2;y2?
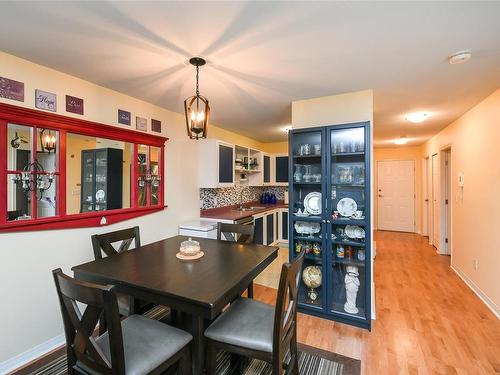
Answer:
0;1;499;145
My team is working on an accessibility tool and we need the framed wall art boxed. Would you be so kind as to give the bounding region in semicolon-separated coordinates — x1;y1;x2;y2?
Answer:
118;109;131;125
66;95;84;115
136;116;147;131
0;77;24;102
151;119;162;133
35;89;57;112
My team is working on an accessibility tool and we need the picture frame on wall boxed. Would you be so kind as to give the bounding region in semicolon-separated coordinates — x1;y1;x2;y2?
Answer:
136;116;147;131
66;95;84;115
35;89;57;112
0;76;24;102
118;109;131;125
151;119;162;133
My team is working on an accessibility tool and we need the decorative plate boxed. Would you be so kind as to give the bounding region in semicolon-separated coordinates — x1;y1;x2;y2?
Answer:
337;198;357;217
96;189;105;201
294;222;321;235
304;192;322;215
176;251;204;261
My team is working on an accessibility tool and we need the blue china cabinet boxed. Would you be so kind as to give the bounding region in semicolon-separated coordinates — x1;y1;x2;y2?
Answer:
288;122;371;330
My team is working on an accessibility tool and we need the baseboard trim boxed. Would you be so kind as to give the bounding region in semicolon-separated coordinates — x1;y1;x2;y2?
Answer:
451;264;500;319
0;335;64;375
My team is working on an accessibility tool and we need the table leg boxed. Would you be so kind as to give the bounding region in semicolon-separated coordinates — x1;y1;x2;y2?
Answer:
192;316;206;375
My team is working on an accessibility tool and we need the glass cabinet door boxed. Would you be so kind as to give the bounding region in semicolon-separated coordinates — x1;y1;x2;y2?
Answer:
94;149;108;211
328;125;369;321
81;151;95;212
290;129;326;311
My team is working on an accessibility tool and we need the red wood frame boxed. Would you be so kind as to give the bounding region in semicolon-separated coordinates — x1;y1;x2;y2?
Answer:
0;102;168;232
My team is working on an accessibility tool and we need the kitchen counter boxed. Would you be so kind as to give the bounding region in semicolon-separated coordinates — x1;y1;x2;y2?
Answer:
200;200;288;221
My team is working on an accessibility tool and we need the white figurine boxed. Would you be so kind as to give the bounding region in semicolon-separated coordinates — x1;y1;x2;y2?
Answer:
344;266;360;314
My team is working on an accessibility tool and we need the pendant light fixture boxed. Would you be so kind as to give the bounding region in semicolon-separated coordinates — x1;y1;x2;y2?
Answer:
184;57;210;139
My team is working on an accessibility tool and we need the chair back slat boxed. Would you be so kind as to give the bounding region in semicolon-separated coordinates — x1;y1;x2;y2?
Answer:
52;269;125;375
217;223;255;244
91;226;141;260
273;251;304;361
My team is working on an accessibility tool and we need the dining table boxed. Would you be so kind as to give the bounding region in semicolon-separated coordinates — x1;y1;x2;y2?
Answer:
72;235;279;375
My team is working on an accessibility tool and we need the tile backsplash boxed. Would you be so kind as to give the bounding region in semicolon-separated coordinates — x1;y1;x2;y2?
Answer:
200;186;288;210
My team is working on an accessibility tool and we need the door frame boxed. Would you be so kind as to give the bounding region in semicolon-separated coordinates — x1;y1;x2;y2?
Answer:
376;159;416;233
422;156;429;237
439;147;452;256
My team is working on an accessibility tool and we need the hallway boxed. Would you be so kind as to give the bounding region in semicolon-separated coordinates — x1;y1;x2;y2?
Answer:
255;231;500;374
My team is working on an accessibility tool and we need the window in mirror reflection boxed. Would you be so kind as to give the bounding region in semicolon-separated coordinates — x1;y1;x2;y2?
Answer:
66;133;132;215
6;123;59;221
137;145;161;207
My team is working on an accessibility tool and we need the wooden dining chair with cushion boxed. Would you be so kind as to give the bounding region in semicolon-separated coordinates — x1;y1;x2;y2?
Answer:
204;251;305;375
217;222;256;298
52;268;192;375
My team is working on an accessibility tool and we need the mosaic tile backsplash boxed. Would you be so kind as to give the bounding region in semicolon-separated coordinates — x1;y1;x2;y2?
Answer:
200;186;288;209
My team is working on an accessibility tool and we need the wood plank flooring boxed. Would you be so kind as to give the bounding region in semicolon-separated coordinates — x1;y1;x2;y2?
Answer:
254;231;500;375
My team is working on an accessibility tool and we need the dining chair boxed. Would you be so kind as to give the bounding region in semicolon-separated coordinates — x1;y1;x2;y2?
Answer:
204;251;305;375
91;227;160;332
217;222;256;298
52;268;192;375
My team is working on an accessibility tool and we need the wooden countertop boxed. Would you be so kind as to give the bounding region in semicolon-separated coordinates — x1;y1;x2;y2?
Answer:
200;200;288;221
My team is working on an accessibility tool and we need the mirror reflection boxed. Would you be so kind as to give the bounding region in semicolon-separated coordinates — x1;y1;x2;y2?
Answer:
66;133;131;215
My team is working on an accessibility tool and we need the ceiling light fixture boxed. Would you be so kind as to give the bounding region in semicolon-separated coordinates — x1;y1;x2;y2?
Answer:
405;112;430;123
394;137;409;145
184;57;210;140
448;50;472;65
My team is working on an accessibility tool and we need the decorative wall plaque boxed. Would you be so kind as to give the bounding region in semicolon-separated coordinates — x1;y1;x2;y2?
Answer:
118;109;131;125
136;116;147;131
35;89;57;112
151;119;162;133
66;95;84;115
0;77;24;102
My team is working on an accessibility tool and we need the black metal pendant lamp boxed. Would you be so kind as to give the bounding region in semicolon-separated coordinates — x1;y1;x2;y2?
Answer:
184;57;210;139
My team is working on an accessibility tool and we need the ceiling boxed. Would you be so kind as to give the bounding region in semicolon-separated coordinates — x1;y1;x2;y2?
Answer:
0;1;499;145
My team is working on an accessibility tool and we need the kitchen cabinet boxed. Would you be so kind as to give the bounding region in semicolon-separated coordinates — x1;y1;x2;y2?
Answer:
80;148;123;213
274;154;289;184
288;122;371;330
254;216;264;245
263;154;272;185
278;209;289;242
265;211;274;245
199;139;235;188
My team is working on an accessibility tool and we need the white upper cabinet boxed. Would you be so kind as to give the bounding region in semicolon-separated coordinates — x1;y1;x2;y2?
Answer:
199;139;235;188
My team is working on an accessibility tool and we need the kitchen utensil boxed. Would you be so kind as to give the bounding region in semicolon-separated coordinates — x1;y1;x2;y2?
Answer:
337;197;357;217
304;192;322;215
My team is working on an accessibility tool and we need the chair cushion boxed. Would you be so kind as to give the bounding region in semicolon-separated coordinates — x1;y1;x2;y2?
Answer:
96;314;192;375
205;298;274;353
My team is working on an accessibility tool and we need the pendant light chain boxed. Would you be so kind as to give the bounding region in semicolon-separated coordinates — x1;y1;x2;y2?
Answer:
196;65;200;96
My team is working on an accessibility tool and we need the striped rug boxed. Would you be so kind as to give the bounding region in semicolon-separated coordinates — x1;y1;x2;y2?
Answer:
22;306;360;375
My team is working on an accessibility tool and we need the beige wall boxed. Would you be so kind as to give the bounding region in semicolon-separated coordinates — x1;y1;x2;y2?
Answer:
421;88;500;316
374;146;423;233
0;50;278;366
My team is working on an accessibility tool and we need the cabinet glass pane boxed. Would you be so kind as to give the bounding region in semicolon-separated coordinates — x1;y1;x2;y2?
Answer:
37;175;57;218
330;223;367;320
291;130;323;219
329;125;367;320
292;220;324;309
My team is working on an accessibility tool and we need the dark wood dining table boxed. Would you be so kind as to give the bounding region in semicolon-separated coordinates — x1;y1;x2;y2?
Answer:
72;235;279;375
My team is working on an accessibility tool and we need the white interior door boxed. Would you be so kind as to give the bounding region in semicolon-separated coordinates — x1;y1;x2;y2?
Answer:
377;160;415;232
431;154;439;248
422;157;429;236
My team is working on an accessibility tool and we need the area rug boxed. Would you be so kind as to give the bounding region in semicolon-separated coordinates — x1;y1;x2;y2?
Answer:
20;306;361;375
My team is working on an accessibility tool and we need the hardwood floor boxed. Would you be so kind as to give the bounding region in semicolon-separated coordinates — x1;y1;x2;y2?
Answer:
254;231;500;375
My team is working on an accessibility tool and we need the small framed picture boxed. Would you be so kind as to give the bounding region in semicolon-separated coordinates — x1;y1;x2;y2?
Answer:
136;116;147;131
0;76;24;102
66;95;84;115
118;109;131;125
151;119;162;133
35;89;57;112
